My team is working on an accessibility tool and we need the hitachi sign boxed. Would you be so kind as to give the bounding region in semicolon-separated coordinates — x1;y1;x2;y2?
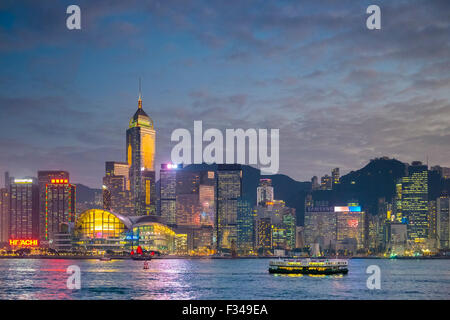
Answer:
9;239;39;247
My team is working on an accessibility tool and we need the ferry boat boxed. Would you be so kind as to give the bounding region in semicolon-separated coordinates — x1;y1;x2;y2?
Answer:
269;258;348;275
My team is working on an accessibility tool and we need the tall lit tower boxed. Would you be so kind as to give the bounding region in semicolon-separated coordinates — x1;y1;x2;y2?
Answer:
216;164;242;252
126;83;156;216
400;161;429;241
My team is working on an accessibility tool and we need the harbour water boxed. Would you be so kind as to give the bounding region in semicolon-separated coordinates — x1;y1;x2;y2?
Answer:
0;258;448;300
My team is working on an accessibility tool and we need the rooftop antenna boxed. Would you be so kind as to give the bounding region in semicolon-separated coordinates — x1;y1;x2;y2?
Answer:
138;77;142;109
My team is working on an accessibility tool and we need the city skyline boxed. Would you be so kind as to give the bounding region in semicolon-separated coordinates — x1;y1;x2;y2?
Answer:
1;0;450;188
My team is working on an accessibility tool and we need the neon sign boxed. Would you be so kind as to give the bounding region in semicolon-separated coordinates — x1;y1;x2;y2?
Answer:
334;206;361;212
51;179;69;184
13;179;33;184
164;163;182;169
9;239;39;247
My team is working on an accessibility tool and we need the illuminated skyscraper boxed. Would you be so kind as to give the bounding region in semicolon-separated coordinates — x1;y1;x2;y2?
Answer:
9;178;39;240
332;168;340;186
394;181;403;222
256;217;272;253
216;164;242;251
237;198;254;254
103;162;133;216
437;194;449;249
257;178;274;205
400;162;429;241
37;171;75;243
160;163;180;226
126;91;156;216
0;188;9;243
44;179;76;243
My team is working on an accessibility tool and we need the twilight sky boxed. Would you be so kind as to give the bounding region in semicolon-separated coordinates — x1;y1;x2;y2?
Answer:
0;0;449;188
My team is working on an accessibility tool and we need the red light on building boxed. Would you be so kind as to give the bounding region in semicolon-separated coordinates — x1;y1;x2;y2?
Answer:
9;239;39;247
50;179;69;184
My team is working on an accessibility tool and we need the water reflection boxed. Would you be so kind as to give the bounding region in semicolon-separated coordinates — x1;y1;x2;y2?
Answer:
0;258;448;299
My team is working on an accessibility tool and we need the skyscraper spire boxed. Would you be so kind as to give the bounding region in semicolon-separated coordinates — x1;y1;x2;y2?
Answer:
138;77;142;109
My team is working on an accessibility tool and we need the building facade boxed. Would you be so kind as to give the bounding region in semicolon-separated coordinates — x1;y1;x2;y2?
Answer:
437;194;449;249
126;94;156;216
216;164;242;252
400;162;429;241
160;163;179;226
0;188;9;244
237;198;254;254
38;171;70;242
9;178;39;240
43;178;76;244
257;178;274;205
254;200;296;253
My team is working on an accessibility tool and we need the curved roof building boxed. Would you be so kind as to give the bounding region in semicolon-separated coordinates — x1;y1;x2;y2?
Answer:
74;209;177;253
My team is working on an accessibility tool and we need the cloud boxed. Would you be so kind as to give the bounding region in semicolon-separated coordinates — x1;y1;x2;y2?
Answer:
0;0;449;187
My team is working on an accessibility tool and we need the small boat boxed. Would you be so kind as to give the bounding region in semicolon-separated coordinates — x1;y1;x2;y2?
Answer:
99;256;112;261
269;258;348;275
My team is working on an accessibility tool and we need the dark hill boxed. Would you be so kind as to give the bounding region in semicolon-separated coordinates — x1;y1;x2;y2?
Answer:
335;158;406;214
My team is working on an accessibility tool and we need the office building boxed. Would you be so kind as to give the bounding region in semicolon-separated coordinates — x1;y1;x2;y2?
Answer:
43;177;76;244
437;194;449;249
237;198;254;254
126;92;156;215
304;203;364;254
216;164;242;251
170;169;215;252
428;200;437;242
9;178;39;240
0;188;9;244
257;178;274;205
304;206;336;253
160;163;180;226
336;205;365;251
400;161;428;241
254;200;296;252
38;171;71;242
332;168;340;186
